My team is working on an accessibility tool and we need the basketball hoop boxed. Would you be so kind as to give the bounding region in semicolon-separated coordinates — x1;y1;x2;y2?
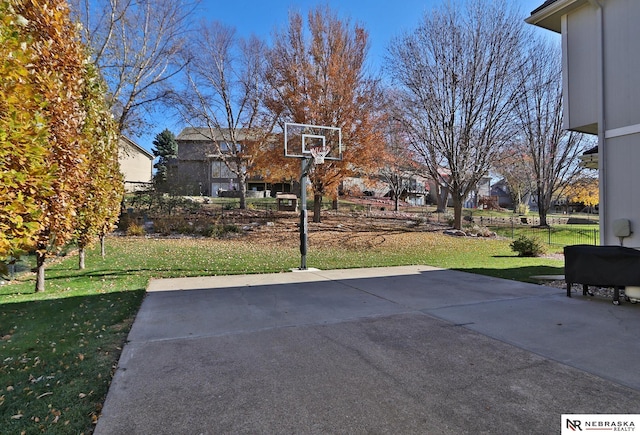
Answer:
310;145;330;164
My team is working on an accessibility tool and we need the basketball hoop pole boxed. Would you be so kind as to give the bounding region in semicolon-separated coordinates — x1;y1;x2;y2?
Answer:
299;157;313;270
284;122;341;271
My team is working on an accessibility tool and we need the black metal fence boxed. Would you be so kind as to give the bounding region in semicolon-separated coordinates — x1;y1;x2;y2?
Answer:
489;224;599;247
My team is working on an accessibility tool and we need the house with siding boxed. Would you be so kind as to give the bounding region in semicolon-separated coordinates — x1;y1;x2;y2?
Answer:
118;136;154;192
527;0;640;246
171;127;291;197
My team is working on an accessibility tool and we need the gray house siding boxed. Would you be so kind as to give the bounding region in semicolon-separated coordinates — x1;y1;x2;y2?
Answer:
529;0;640;247
604;0;640;131
170;128;274;198
564;3;598;133
606;135;640;244
169;159;209;196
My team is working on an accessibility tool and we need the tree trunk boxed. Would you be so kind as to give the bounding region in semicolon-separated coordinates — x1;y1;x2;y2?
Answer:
35;251;46;293
313;193;322;223
452;196;463;230
100;234;106;258
78;247;86;270
435;183;449;213
394;192;400;212
538;208;549;227
239;182;247;209
537;188;549;227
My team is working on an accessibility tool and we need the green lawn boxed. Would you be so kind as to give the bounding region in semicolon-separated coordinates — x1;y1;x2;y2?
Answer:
1;232;563;433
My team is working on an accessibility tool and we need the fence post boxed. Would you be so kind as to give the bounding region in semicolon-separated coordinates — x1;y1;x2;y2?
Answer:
548;227;551;245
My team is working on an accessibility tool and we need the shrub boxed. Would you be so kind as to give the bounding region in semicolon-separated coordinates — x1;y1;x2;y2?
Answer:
219;224;241;236
510;235;546;257
126;222;146;236
464;225;495;238
203;223;241;238
150;217;173;235
444;213;455;226
516;203;530;215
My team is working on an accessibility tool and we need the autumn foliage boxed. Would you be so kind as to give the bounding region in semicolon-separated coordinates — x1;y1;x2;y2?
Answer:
265;6;385;221
566;176;599;210
74;62;123;269
2;0;122;289
0;0;53;258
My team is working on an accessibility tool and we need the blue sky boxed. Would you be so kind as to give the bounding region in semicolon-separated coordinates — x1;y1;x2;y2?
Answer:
197;0;550;69
138;0;556;151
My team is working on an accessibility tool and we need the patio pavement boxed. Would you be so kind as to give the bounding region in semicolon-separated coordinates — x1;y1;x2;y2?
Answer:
95;265;640;434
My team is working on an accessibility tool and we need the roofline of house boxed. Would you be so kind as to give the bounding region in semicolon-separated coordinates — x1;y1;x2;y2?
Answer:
525;0;588;33
121;135;154;159
176;127;274;143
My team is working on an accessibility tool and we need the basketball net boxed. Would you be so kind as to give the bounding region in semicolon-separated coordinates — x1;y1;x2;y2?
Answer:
309;145;330;164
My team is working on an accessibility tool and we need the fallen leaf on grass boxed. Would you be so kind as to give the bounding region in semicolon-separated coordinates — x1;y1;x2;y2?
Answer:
11;413;23;419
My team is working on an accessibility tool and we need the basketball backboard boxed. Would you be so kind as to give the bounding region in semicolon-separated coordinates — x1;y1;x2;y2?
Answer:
284;122;342;161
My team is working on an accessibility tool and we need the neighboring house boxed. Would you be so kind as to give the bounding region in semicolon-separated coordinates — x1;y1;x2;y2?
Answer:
405;175;430;206
489;179;514;209
341;175;430;206
489;179;536;210
580;145;598;170
341;177;388;197
464;176;492;209
118;136;154;192
171;127;285;197
527;0;640;246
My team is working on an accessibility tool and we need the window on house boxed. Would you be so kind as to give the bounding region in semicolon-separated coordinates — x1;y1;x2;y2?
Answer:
219;141;245;153
211;161;235;179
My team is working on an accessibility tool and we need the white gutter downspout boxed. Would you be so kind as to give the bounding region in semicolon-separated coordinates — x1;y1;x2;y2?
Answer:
587;0;605;245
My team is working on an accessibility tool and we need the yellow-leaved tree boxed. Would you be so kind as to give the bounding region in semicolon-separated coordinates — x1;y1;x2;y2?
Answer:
19;0;90;291
2;0;121;287
15;0;94;291
0;0;53;263
74;62;123;269
566;176;599;214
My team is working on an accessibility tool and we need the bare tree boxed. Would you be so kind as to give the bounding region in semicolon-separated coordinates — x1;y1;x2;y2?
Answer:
378;117;421;212
176;21;276;209
387;0;525;229
515;40;589;226
492;144;535;213
71;0;199;135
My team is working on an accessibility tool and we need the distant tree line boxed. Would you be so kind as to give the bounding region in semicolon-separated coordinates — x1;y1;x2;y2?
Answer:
75;0;592;229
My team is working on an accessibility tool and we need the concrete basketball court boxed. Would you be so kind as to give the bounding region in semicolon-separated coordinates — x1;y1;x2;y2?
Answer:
95;265;640;434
